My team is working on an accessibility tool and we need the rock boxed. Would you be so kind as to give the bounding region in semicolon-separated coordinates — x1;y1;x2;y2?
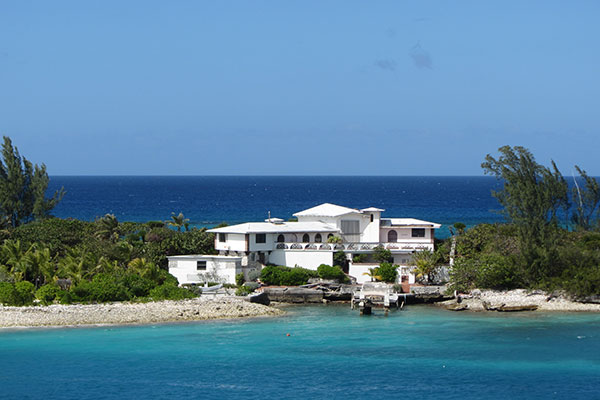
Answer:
446;303;468;311
496;304;538;312
262;287;324;303
471;289;482;298
246;291;270;306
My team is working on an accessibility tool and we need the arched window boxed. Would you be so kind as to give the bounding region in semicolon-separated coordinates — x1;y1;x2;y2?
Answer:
291;234;298;242
302;233;310;243
327;233;334;240
388;230;398;242
315;233;322;243
277;234;285;243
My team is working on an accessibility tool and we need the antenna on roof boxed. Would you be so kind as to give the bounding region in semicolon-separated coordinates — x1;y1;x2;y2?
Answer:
268;211;271;222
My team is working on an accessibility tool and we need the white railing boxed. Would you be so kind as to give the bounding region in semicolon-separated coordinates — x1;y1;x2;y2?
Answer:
274;242;433;251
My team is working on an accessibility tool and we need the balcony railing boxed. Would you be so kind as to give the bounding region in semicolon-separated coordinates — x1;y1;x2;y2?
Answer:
274;242;432;251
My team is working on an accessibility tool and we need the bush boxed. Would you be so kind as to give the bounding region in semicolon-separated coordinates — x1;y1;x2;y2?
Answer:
352;254;367;263
235;285;254;296
119;273;155;298
0;282;18;305
247;269;261;282
377;263;398;283
235;273;245;287
0;281;36;306
317;264;348;283
14;281;36;305
373;246;393;263
149;283;196;300
449;254;524;292
36;284;62;305
260;265;318;286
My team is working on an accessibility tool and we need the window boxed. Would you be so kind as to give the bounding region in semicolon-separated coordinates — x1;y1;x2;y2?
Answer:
277;234;285;243
256;233;266;243
387;230;398;242
411;228;425;238
315;233;322;243
218;233;226;242
302;233;310;243
341;220;360;242
196;261;207;271
327;233;334;240
370;214;374;222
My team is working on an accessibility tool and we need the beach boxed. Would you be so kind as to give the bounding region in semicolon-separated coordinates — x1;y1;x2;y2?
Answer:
0;297;284;328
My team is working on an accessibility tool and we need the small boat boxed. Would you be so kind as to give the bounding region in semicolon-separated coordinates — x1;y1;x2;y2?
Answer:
200;283;223;294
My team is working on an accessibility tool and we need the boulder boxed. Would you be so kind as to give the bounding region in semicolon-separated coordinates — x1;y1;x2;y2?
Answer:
246;291;270;306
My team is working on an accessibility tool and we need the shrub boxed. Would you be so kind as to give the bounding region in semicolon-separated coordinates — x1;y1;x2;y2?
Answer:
14;281;36;305
235;285;254;296
373;246;393;263
377;263;398;283
352;254;367;263
119;273;155;298
36;284;62;305
260;265;318;286
89;273;130;302
235;273;245;287
0;282;18;305
317;264;348;283
149;283;196;301
247;269;261;282
333;251;347;267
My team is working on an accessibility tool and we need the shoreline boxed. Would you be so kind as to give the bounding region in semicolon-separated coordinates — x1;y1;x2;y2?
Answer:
0;297;284;329
439;289;600;312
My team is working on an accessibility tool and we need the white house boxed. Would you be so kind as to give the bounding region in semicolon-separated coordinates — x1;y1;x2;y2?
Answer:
168;203;441;286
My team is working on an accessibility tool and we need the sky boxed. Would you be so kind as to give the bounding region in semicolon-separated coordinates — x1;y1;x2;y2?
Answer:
0;1;599;175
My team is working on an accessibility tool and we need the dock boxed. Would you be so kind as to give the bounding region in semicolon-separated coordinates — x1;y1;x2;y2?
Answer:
351;282;413;315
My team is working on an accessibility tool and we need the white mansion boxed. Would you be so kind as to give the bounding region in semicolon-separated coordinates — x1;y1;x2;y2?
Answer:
168;203;441;286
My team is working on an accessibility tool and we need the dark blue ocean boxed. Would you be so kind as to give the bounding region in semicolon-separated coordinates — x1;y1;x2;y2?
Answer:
2;305;600;400
48;176;504;238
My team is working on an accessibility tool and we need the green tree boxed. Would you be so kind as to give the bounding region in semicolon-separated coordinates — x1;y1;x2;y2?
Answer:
0;136;65;227
373;246;393;263
571;165;600;231
410;249;439;284
168;212;190;232
95;214;120;242
482;146;569;282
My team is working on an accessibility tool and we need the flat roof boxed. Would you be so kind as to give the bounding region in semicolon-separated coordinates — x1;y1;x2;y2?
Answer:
381;218;441;229
208;221;340;234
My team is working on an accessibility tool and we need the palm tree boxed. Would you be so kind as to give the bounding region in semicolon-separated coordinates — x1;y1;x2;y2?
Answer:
362;267;381;282
95;214;120;242
410;250;439;284
25;247;55;285
1;240;33;281
168;212;190;232
128;257;160;281
57;248;99;285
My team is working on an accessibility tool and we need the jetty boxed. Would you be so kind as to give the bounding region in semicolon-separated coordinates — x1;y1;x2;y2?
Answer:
351;282;411;315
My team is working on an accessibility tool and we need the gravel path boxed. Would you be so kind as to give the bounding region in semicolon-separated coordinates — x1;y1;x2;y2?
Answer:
0;297;284;328
441;289;600;312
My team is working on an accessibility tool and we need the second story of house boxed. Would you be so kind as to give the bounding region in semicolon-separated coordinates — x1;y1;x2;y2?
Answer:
207;203;441;253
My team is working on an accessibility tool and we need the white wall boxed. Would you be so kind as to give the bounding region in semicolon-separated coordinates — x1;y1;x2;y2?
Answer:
268;250;333;270
215;233;247;252
361;212;380;242
349;263;382;284
380;227;434;244
168;256;242;285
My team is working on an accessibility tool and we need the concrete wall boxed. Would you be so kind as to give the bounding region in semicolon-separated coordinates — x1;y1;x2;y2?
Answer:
215;233;247;252
361;212;381;242
379;227;434;244
349;263;381;284
168;256;242;285
268;250;333;270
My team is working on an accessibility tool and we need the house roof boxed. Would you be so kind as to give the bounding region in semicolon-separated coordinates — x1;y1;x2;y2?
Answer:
293;203;360;217
207;221;340;234
360;207;385;212
381;218;442;229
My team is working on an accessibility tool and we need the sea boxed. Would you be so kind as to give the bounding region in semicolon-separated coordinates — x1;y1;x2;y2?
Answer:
3;176;594;399
1;305;599;400
48;176;506;238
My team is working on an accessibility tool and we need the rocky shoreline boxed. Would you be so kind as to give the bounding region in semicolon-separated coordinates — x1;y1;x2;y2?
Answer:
441;289;600;312
0;297;284;328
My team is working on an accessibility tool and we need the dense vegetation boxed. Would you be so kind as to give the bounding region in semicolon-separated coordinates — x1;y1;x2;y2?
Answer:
259;264;350;286
0;216;216;305
445;146;600;297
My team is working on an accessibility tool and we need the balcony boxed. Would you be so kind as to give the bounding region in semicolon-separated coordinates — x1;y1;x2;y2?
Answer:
274;242;432;252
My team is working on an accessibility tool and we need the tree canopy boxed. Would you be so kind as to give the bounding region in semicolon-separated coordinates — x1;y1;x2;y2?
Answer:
0;137;65;227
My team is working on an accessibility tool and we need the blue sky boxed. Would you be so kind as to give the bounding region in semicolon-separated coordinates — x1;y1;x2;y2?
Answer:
1;1;599;175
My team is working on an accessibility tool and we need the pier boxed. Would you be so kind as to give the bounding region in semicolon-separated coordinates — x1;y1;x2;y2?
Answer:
351;282;412;315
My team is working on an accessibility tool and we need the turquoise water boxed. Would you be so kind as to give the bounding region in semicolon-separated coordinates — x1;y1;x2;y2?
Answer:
1;305;599;399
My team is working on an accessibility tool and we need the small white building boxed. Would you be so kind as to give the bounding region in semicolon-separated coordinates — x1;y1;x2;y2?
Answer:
168;203;441;286
167;255;242;285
